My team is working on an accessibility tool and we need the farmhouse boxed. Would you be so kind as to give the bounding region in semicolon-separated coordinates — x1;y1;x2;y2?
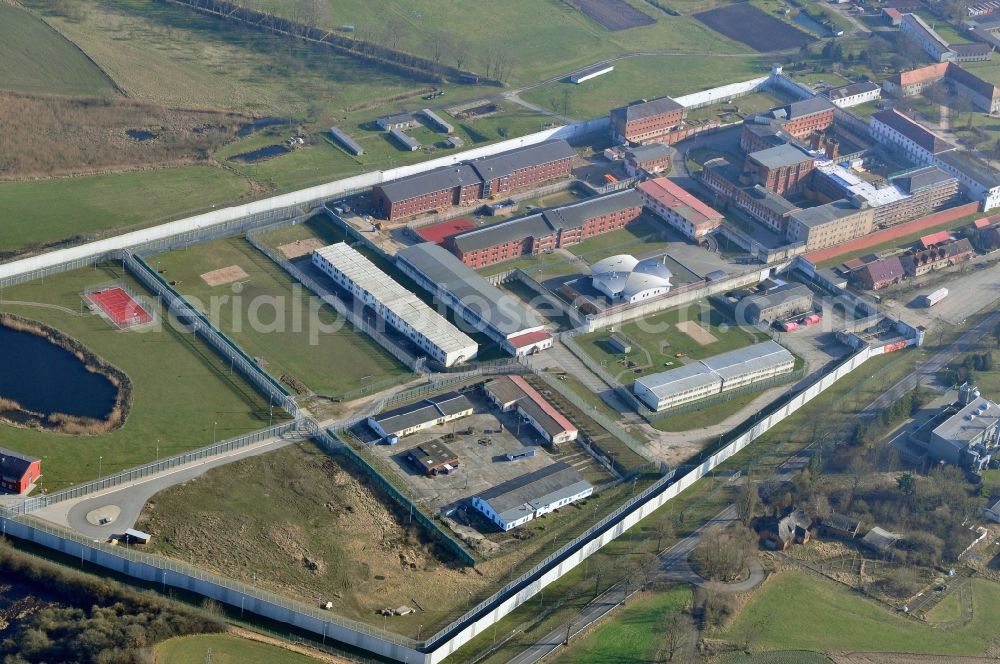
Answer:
633;341;795;411
590;254;673;303
738;283;813;325
370;140;575;221
484;375;578;444
408;440;460;476
312;243;477;367
609;96;687;144
368;391;474;441
761;509;812;550
637;176;724;239
472;462;593;531
395;243;553;356
449;189;643;268
0;448;40;494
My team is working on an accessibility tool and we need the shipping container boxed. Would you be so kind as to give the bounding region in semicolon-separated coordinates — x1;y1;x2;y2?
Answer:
922;288;948;307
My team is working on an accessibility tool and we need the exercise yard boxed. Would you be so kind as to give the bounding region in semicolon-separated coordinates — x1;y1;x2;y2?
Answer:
150;234;410;399
0;264;275;489
575;300;767;384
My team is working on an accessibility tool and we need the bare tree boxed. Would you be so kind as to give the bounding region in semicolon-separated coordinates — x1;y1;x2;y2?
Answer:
736;476;758;526
655;612;687;662
300;0;329;27
651;517;675;552
452;38;471;71
383;16;408;50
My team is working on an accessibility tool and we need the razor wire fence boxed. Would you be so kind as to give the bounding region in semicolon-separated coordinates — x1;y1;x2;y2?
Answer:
121;251;299;416
16;420;304;515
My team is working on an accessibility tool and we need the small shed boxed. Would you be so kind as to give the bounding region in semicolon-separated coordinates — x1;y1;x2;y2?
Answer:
609;332;632;354
408;441;459;475
0;448;41;495
123;529;152;545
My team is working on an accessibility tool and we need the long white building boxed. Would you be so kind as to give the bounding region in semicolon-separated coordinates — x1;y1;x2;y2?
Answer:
312;243;477;367
472;462;593;531
634;340;795;411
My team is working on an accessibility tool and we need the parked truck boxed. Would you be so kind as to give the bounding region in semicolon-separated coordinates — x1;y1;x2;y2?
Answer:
922;288;948;308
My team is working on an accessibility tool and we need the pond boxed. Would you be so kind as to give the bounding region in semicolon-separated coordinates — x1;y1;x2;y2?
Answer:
228;144;291;163
792;11;832;37
126;129;157;141
0;325;117;420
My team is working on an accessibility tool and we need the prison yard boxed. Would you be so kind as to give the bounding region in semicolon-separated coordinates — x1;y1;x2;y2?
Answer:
0;264;274;489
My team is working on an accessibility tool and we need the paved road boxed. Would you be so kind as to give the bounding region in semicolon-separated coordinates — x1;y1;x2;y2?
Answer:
505;308;1000;664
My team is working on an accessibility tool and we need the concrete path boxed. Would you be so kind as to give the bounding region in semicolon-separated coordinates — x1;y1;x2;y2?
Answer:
31;431;305;541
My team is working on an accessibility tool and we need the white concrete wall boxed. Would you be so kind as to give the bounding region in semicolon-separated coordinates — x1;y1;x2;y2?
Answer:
674;75;771;109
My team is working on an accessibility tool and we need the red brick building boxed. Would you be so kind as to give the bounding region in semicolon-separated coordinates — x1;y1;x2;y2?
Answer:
0;448;40;495
371;140;575;221
744;144;816;196
609;96;686;145
451;189;643;268
740;98;836;151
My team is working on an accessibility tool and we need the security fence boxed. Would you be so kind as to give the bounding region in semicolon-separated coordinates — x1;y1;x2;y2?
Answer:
16;420;304;515
244;228;423;373
0;251;118;289
122;251;299;415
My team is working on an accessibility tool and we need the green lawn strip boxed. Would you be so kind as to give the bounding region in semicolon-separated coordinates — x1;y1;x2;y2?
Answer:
522;55;770;120
719;572;1000;656
685;90;789;123
0;265;271;489
549;586;691;663
924;588;963;623
155;633;318;664
576;301;766;385
717;652;833;664
815;211;985;270
566;215;677;264
476;253;582;280
150;235;409;397
0;166;251;255
0;4;115;96
651;390;765;431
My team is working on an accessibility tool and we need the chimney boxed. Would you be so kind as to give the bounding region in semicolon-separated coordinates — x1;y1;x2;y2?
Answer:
825;138;840;161
810;132;823;151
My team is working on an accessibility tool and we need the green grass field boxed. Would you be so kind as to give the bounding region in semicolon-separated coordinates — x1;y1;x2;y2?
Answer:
550;586;691;663
255;0;753;87
0;5;115;97
566;215;687;265
522;55;770;120
150;234;410;398
0;265;274;489
685;90;788;123
963;59;1000;87
721;572;1000;656
575;301;767;385
0;166;250;256
155;633;317;664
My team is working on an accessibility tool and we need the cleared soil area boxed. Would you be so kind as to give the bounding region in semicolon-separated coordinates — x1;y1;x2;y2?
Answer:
695;4;813;51
0;93;250;179
567;0;655;30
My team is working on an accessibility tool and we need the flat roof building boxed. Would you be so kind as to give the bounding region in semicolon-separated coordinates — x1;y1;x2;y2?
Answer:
785;199;875;251
472;462;593;530
738;283;814;324
390;127;421;151
570;63;614;84
408;440;460;475
395;243;553;356
634;340;795;411
328;126;363;156
911;389;1000;471
312;243;477;367
825;80;881;108
368;391;474;440
377;112;419;130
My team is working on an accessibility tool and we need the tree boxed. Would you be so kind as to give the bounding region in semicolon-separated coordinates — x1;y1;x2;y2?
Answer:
636;552;662;589
736;476;758;526
651;518;675;552
896;472;916;497
655;612;687;662
590;555;614;595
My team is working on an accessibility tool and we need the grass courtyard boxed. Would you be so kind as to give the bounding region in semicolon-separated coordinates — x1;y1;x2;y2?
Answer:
720;571;1000;656
566;215;686;266
0;265;274;489
575;300;767;384
0;167;251;256
150;234;410;398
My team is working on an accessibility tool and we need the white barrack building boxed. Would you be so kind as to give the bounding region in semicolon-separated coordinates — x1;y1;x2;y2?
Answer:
312;243;477;367
472;462;593;531
634;340;795;411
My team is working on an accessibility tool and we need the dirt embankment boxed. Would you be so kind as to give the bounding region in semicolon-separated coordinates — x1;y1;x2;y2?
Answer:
0;313;133;435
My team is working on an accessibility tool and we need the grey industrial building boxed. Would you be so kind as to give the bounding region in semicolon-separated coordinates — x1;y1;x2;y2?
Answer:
328;126;363;156
909;385;1000;471
367;392;474;441
737;283;814;325
395;243;553;356
471;462;593;531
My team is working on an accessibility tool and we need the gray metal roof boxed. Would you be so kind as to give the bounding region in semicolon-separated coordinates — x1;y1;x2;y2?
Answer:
635;361;721;400
782;96;835;119
700;340;795;382
421;108;454;133
329;126;363;155
872;110;955;155
0;446;38;483
469;139;575;182
742;283;813;313
376;164;482;204
937;150;1000;188
542;189;643;230
408;440;458;471
827;80;880;101
932;396;1000;448
451;213;552;253
748;185;800;215
396;242;543;337
370;391;473;436
484;375;526;406
889;165;956;193
747;143;813;169
610;96;683;123
626;143;672;161
390;127;421;150
476;462;592;525
788;199;864;228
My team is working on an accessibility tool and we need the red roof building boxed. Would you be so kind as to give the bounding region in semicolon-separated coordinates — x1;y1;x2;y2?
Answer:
853;256;905;290
508;375;578;445
637;177;724;239
414;218;476;246
920;230;953;248
503;330;554;356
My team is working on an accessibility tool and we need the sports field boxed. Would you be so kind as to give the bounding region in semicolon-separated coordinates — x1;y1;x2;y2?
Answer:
0;4;115;97
575;301;767;384
522;54;770;120
0;265;274;489
150;234;410;398
720;571;1000;656
254;0;753;86
0;166;250;257
155;633;319;664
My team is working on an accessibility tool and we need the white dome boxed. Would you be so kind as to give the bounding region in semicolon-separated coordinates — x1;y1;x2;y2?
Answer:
591;254;672;302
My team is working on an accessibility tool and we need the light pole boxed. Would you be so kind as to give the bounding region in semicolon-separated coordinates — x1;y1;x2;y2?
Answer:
98;456;102;478
213;421;218;443
156;440;160;461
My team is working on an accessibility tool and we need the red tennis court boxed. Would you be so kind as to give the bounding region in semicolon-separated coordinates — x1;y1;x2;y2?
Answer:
86;287;153;328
